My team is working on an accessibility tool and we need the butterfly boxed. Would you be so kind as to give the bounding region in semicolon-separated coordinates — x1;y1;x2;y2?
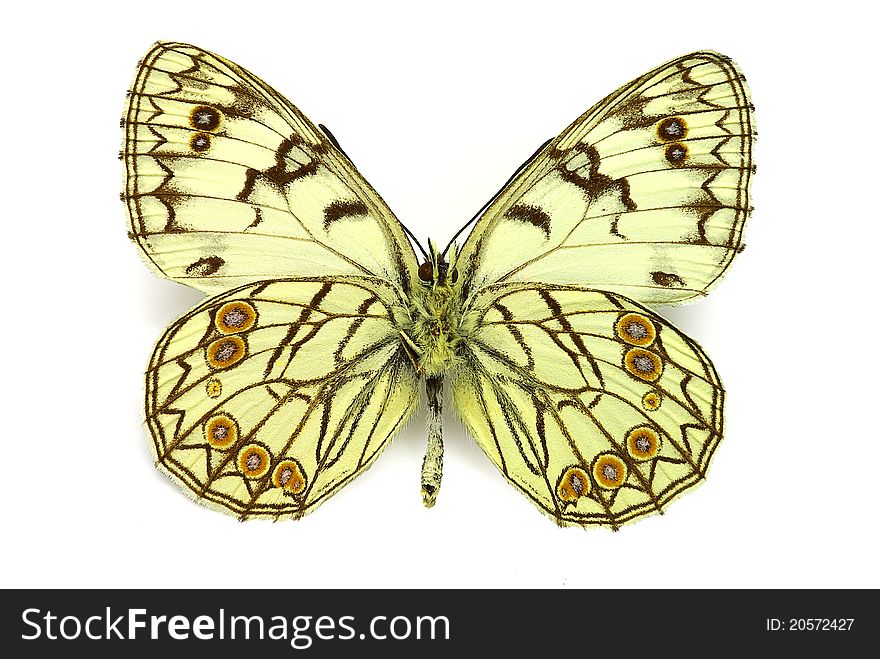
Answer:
121;42;754;528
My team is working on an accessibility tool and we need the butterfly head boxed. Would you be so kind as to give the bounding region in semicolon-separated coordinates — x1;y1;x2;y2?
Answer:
418;241;460;291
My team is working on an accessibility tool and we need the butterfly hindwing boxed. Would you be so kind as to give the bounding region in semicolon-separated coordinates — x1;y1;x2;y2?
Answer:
456;51;754;305
452;283;723;527
123;42;417;295
146;276;418;519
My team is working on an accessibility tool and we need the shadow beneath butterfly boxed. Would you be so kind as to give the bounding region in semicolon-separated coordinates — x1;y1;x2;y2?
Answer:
655;299;721;339
139;277;204;326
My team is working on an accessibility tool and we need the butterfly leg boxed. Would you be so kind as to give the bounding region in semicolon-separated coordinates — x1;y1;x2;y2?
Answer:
421;376;444;507
398;330;423;373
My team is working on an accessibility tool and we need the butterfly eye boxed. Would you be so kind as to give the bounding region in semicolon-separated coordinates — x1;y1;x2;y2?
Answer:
418;262;433;282
450;269;459;284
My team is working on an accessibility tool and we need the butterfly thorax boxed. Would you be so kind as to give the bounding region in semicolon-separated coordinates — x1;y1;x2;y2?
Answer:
409;277;462;376
407;244;465;376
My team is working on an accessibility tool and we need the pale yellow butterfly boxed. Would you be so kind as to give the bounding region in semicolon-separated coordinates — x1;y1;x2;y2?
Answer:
122;42;754;528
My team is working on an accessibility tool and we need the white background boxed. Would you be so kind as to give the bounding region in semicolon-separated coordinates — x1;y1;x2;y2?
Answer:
2;0;877;589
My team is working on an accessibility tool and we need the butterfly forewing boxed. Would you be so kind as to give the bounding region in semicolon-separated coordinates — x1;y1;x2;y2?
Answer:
456;51;754;305
123;42;418;295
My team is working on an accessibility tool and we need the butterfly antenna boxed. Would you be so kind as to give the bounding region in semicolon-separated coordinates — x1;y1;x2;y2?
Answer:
402;223;431;262
318;124;353;163
441;137;552;258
